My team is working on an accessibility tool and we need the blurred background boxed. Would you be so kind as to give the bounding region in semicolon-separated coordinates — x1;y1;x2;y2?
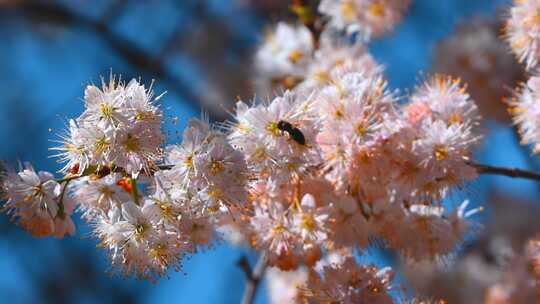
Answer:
0;0;536;303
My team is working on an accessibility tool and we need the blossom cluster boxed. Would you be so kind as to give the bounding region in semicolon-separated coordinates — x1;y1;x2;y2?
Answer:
483;235;540;303
52;77;164;176
505;0;540;70
510;76;540;152
506;0;540;154
240;66;482;272
302;253;395;303
402;196;540;304
0;71;482;281
434;17;523;122
255;22;380;96
266;249;396;304
1;164;75;238
319;0;411;39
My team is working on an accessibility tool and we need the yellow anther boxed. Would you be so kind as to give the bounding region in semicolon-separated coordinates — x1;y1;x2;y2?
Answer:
434;145;449;161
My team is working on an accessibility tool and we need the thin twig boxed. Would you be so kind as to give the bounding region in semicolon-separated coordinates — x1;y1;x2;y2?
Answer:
509;125;540;193
154;161;540;183
238;251;268;304
56;174;85;184
66;161;540;184
468;161;540;181
57;178;72;220
130;177;140;206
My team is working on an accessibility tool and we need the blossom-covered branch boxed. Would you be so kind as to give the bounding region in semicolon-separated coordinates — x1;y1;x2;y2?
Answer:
4;0;540;303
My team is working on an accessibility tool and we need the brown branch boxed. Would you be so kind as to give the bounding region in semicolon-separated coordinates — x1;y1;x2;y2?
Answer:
290;0;323;46
5;1;221;119
238;251;268;304
98;0;130;24
468;161;540;182
160;161;540;183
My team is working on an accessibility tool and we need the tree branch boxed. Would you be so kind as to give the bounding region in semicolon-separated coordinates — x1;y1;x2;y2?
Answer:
5;1;221;118
238;251;268;304
158;162;540;183
468;161;540;182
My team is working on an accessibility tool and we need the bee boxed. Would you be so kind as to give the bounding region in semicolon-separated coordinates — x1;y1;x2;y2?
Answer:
277;120;306;146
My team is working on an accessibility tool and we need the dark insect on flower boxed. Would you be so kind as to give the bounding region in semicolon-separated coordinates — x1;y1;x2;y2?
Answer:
277;120;306;145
